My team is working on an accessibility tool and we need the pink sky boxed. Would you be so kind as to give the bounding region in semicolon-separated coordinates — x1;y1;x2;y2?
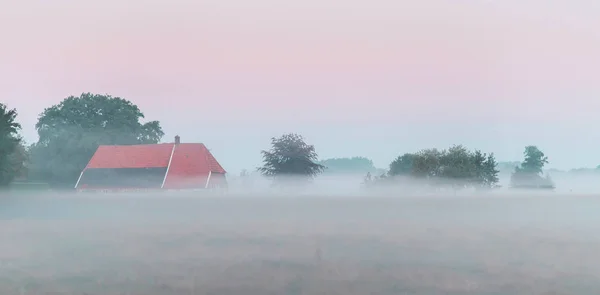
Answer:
1;0;599;171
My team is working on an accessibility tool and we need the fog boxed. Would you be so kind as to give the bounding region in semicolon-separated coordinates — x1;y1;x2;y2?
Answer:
2;176;600;294
539;172;600;193
227;172;600;195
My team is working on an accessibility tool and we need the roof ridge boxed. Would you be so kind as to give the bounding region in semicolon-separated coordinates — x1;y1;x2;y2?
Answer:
98;143;208;147
98;143;175;147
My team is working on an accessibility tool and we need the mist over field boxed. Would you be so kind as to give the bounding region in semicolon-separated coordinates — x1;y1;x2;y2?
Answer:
227;172;600;195
3;181;600;294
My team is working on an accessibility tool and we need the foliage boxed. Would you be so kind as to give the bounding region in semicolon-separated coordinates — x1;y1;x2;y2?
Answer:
388;153;417;176
318;157;377;174
482;153;500;187
385;145;500;190
510;146;554;189
0;104;25;186
258;133;325;182
519;146;548;174
28;93;164;187
8;142;28;179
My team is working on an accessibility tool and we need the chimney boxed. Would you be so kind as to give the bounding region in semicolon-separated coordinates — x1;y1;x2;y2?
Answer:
174;135;180;144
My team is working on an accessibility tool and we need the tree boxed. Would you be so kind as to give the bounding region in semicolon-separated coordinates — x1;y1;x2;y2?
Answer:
0;104;25;186
388;153;417;176
412;148;443;178
510;145;554;189
258;133;325;184
382;145;500;191
520;145;548;175
28;93;164;187
318;157;377;174
8;142;28;180
439;145;475;185
470;150;486;186
481;153;500;188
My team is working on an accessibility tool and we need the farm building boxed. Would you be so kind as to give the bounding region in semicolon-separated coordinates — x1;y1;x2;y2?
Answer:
75;136;227;191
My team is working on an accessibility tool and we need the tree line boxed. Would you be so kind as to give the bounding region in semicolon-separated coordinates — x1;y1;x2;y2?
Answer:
0;92;554;190
257;133;554;190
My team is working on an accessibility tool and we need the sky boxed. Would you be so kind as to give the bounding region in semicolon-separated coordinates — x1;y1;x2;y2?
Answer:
1;0;599;173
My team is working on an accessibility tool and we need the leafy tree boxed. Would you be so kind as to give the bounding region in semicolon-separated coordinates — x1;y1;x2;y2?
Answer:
0;104;25;186
8;142;28;180
383;145;500;190
258;133;325;183
470;150;486;184
412;148;443;178
318;157;377;174
482;153;500;188
466;151;500;189
519;145;548;174
510;146;554;189
388;153;417;176
28;93;164;187
439;145;474;182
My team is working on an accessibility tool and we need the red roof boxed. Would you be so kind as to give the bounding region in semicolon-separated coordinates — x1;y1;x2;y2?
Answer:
162;143;226;189
85;144;174;169
79;142;226;189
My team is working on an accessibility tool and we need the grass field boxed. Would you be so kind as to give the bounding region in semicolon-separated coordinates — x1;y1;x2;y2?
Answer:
1;193;599;294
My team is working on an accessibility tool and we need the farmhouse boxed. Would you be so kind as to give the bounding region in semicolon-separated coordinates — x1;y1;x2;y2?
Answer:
75;136;227;191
